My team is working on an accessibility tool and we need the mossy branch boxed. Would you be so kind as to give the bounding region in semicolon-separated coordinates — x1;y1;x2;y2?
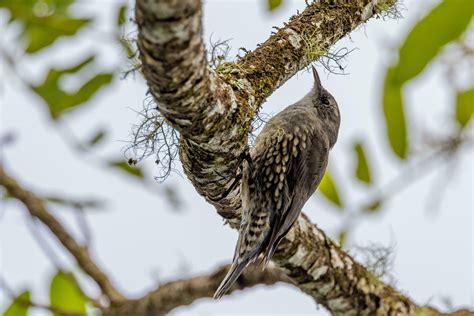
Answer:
133;0;469;315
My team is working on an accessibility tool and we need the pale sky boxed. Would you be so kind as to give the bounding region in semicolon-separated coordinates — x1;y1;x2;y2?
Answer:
1;0;472;315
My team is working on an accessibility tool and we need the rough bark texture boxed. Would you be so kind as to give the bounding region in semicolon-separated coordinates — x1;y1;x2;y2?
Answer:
0;1;471;315
134;0;427;314
136;0;400;222
274;214;416;315
136;0;248;217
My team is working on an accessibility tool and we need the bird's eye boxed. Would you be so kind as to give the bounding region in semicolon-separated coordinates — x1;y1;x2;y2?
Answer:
321;96;330;106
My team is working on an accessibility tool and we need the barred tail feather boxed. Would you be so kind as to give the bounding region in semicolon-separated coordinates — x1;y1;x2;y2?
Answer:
213;258;250;299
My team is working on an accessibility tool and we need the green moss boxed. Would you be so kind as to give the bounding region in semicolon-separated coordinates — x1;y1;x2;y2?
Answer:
214;61;235;74
253;79;272;104
236;109;253;136
374;0;400;19
301;29;328;65
365;270;384;287
375;2;391;12
413;308;431;316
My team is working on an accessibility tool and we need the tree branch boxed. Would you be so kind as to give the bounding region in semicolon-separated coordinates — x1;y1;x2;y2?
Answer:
136;0;400;219
135;0;250;217
135;0;214;136
134;0;470;315
103;264;289;316
224;0;397;106
0;165;125;304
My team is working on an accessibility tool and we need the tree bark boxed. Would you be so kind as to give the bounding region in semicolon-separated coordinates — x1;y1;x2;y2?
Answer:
131;0;471;315
0;0;471;314
103;264;289;316
136;0;401;222
133;0;442;315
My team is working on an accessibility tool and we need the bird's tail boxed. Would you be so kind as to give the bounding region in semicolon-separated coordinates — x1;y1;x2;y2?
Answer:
213;258;250;299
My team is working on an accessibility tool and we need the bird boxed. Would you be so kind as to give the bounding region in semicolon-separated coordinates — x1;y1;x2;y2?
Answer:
214;65;341;299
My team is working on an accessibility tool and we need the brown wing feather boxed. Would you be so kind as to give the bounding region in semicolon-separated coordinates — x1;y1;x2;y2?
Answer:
262;126;329;263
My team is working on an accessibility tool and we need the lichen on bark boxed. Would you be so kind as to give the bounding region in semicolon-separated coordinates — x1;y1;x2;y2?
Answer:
133;0;440;314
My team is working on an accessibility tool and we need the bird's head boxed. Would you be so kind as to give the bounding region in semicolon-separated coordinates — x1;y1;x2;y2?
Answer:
310;65;340;147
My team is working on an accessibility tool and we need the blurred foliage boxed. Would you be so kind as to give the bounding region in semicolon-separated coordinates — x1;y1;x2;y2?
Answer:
267;0;282;11
456;87;474;129
1;0;472;312
382;67;407;159
0;0;156;187
108;159;144;179
117;4;127;26
393;1;472;83
318;170;344;208
337;230;347;248
49;271;88;316
83;128;107;148
353;141;372;185
0;0;91;53
0;0;182;310
44;195;104;210
362;198;383;213
382;0;472;159
2;290;30;316
31;55;113;119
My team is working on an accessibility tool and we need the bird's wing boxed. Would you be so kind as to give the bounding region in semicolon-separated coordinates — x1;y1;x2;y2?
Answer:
214;114;329;298
228;129;293;268
262;127;329;263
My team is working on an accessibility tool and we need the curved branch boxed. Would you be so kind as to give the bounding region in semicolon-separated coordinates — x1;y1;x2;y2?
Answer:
104;264;288;316
135;0;217;137
136;0;399;220
135;0;250;217
134;0;469;315
222;0;397;107
272;213;416;314
0;165;125;304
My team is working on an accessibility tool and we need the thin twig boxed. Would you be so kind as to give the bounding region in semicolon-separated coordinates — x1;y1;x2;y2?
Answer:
26;217;63;268
0;164;125;303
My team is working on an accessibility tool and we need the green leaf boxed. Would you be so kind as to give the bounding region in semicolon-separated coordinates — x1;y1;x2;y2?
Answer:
68;73;114;105
392;0;473;83
2;290;30;316
267;0;282;11
337;230;347;249
84;128;107;147
50;271;87;316
25;16;90;53
362;199;382;213
1;0;91;53
381;0;472;159
119;38;136;59
318;170;343;208
109;160;144;179
354;141;372;184
382;67;408;159
455;87;474;129
31;55;113;119
117;4;127;26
